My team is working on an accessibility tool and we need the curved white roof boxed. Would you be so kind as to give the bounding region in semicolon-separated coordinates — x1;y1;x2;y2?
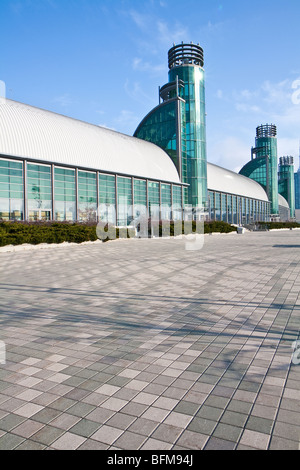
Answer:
278;194;289;208
207;162;269;201
0;99;180;183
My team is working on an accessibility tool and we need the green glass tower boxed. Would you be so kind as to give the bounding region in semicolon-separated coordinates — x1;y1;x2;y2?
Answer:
295;149;300;211
278;156;295;219
239;124;279;215
134;42;207;210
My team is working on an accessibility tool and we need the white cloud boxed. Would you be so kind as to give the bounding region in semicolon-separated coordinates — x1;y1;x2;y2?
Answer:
124;80;157;107
132;57;165;74
114;109;138;129
217;78;300;169
156;20;188;46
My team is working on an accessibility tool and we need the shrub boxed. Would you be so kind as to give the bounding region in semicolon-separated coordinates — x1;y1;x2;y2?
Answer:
256;221;300;230
0;219;237;248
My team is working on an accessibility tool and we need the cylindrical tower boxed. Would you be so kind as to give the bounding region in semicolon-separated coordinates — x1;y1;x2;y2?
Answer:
254;124;279;215
278;156;295;218
168;42;207;209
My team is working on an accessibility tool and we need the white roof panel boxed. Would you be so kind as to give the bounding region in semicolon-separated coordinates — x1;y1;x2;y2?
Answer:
207;162;269;201
0;99;180;183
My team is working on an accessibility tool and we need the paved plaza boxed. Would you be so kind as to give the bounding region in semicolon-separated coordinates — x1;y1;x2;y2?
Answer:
0;230;299;451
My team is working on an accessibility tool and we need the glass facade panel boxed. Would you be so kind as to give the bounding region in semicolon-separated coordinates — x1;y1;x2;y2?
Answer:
0;158;23;220
133;179;147;220
148;181;160;219
240;132;278;215
232;196;237;224
295;171;300;210
161;183;171;220
222;193;227;222
134;101;180;176
54;167;76;221
99;173;116;224
117;176;132;226
215;192;221;221
78;170;97;222
169;65;207;208
27;163;52;221
278;161;295;218
172;185;182;220
227;195;232;224
208;191;214;220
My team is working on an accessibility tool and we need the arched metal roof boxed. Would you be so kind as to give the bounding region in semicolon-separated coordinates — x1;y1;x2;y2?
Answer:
278;194;289;208
0;99;180;183
207;162;269;201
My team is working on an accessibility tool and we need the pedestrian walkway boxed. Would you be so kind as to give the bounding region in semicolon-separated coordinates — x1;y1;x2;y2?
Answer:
0;231;299;450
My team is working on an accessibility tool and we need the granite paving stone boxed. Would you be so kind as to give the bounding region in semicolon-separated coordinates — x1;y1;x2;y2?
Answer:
0;231;299;450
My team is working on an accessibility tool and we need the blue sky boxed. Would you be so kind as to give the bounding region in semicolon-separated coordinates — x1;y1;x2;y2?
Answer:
1;0;300;172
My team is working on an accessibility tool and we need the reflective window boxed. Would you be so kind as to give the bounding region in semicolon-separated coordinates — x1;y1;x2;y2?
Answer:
117;176;132;226
227;195;232;224
161;183;171;220
215;192;221;221
27;163;51;221
99;173;116;224
54;167;76;221
78;170;97;222
172;185;182;220
148;181;160;219
133;179;147;220
0;158;23;220
222;193;227;222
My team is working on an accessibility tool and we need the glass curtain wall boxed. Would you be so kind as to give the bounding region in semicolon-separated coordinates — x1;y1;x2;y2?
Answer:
215;192;221;221
78;171;97;222
295;170;300;210
169;66;207;209
117;176;132;226
172;185;182;220
27;163;51;221
134;101;178;173
0;158;23;220
278;158;295;219
222;193;227;222
227;195;232;224
148;181;160;220
133;179;147;220
0;159;187;225
161;183;171;220
98;173;116;224
54;167;76;221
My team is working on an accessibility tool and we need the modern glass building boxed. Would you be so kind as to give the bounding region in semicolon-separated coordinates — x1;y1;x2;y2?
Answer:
207;163;270;224
134;42;207;210
239;124;279;216
295;156;300;211
0;43;274;228
278;156;295;219
0;99;185;225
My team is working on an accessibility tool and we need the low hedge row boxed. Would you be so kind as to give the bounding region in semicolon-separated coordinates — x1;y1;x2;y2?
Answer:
0;221;98;247
0;220;238;247
255;221;300;230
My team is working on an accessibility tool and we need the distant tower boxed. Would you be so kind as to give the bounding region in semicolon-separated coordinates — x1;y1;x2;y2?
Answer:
294;141;300;210
134;42;207;210
239;124;279;215
278;156;295;219
167;43;207;209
